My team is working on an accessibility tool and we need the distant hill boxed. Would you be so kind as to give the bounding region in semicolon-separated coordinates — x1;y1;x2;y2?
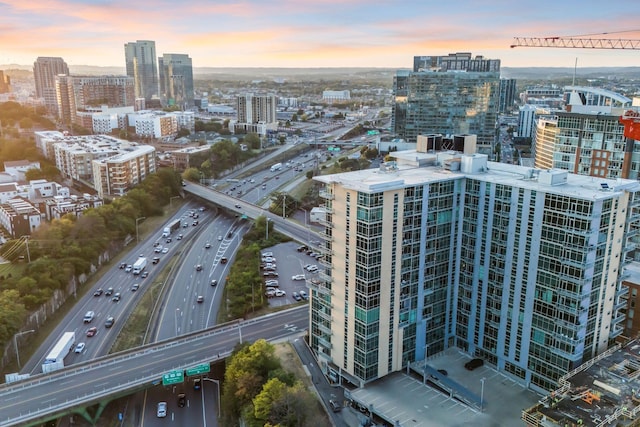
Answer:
1;64;638;81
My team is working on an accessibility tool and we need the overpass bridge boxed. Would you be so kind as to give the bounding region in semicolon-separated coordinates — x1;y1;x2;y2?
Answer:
0;306;308;427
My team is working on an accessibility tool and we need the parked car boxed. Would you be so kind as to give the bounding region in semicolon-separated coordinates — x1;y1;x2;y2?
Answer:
265;289;276;298
293;292;302;301
329;399;342;412
262;252;273;257
263;271;279;277
292;274;306;281
275;289;286;297
465;358;484;371
299;290;308;300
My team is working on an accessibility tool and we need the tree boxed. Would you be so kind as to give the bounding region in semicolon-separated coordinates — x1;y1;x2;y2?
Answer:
176;128;191;138
244;132;261;149
183;167;201;182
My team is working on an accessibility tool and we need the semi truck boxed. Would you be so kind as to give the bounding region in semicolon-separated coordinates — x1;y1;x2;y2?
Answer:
162;219;181;237
42;331;76;373
270;163;282;172
132;257;147;275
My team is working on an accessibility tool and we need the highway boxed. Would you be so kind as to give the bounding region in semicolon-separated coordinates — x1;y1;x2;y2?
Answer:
0;306;308;427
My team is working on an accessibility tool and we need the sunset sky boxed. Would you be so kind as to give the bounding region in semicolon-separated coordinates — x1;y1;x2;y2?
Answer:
1;0;639;69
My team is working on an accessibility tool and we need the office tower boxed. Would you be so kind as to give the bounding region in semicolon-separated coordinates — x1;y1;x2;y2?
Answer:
158;53;194;108
518;104;538;139
124;40;158;102
498;78;517;113
311;147;638;392
33;57;69;114
233;94;278;135
393;53;500;153
55;75;135;127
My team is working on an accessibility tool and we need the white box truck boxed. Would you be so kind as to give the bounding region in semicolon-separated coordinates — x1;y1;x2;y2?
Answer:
42;332;76;373
132;257;147;275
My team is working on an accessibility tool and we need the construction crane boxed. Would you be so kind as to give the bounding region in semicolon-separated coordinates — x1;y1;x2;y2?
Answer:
511;36;640;50
511;31;640;140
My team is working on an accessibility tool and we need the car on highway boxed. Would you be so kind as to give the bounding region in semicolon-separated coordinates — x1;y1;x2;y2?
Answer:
140;271;149;278
329;399;342;412
177;233;183;240
161;247;169;254
74;342;85;353
234;203;241;208
152;256;160;264
177;393;186;408
119;262;126;269
105;287;114;296
192;220;199;226
93;288;103;296
131;283;139;291
205;243;211;249
154;246;162;253
211;279;217;286
221;257;228;264
125;265;132;272
197;295;204;303
218;235;222;241
112;293;121;302
86;327;97;337
104;316;115;328
157;402;167;418
193;378;201;390
196;264;203;271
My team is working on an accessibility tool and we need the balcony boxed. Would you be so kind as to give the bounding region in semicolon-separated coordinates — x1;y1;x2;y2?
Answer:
316;217;332;228
317;321;333;336
317;334;332;349
309;280;333;296
319;230;333;241
616;285;629;299
317;271;333;284
316;308;332;323
319;189;335;200
609;324;625;339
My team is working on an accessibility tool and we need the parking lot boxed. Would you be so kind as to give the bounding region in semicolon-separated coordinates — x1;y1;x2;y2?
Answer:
260;241;322;307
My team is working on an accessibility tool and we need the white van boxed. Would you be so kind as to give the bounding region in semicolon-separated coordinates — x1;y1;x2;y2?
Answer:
83;311;95;323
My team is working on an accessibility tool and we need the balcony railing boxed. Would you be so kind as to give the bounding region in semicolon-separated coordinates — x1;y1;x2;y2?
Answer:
319;190;335;200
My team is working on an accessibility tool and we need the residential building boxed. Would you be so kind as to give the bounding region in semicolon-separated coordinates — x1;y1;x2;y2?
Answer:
498;78;517;113
532;115;558;171
124;40;159;102
33;57;69;115
91;106;135;134
518;104;538;139
392;53;500;152
3;160;41;181
55;75;135;127
232;94;278;136
44;193;103;221
0;70;10;94
0;183;19;204
158;53;194;108
0;197;42;238
92;145;156;198
128;110;178;138
170;145;210;171
311;146;639;393
621;263;640;339
322;90;351;102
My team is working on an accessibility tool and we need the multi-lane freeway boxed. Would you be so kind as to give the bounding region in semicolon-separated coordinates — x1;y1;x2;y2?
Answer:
0;307;308;427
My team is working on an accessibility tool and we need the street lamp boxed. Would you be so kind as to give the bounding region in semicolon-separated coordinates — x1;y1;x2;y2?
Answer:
135;217;146;243
14;330;35;370
265;217;270;240
202;378;221;418
480;377;486;412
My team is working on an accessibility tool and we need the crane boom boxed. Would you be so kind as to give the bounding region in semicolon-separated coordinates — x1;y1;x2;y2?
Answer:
511;37;640;50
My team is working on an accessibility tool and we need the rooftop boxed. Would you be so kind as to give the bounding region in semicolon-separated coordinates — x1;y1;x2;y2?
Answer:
523;339;640;427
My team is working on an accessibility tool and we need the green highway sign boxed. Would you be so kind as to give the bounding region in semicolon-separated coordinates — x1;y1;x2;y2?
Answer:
162;370;184;386
186;363;211;376
367;130;380;135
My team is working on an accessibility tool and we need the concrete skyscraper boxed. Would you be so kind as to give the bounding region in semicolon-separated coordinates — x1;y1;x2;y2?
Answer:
124;40;159;102
158;53;194;109
33;57;69;115
393;52;500;153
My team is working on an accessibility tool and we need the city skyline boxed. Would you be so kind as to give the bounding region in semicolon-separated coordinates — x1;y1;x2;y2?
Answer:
1;0;639;69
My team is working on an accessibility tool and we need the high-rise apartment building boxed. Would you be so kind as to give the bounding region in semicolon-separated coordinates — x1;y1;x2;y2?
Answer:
232;94;278;135
55;75;135;127
158;53;194;108
393;53;500;152
0;71;10;94
124;40;159;102
499;78;517;113
33;57;69;114
311;148;639;392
